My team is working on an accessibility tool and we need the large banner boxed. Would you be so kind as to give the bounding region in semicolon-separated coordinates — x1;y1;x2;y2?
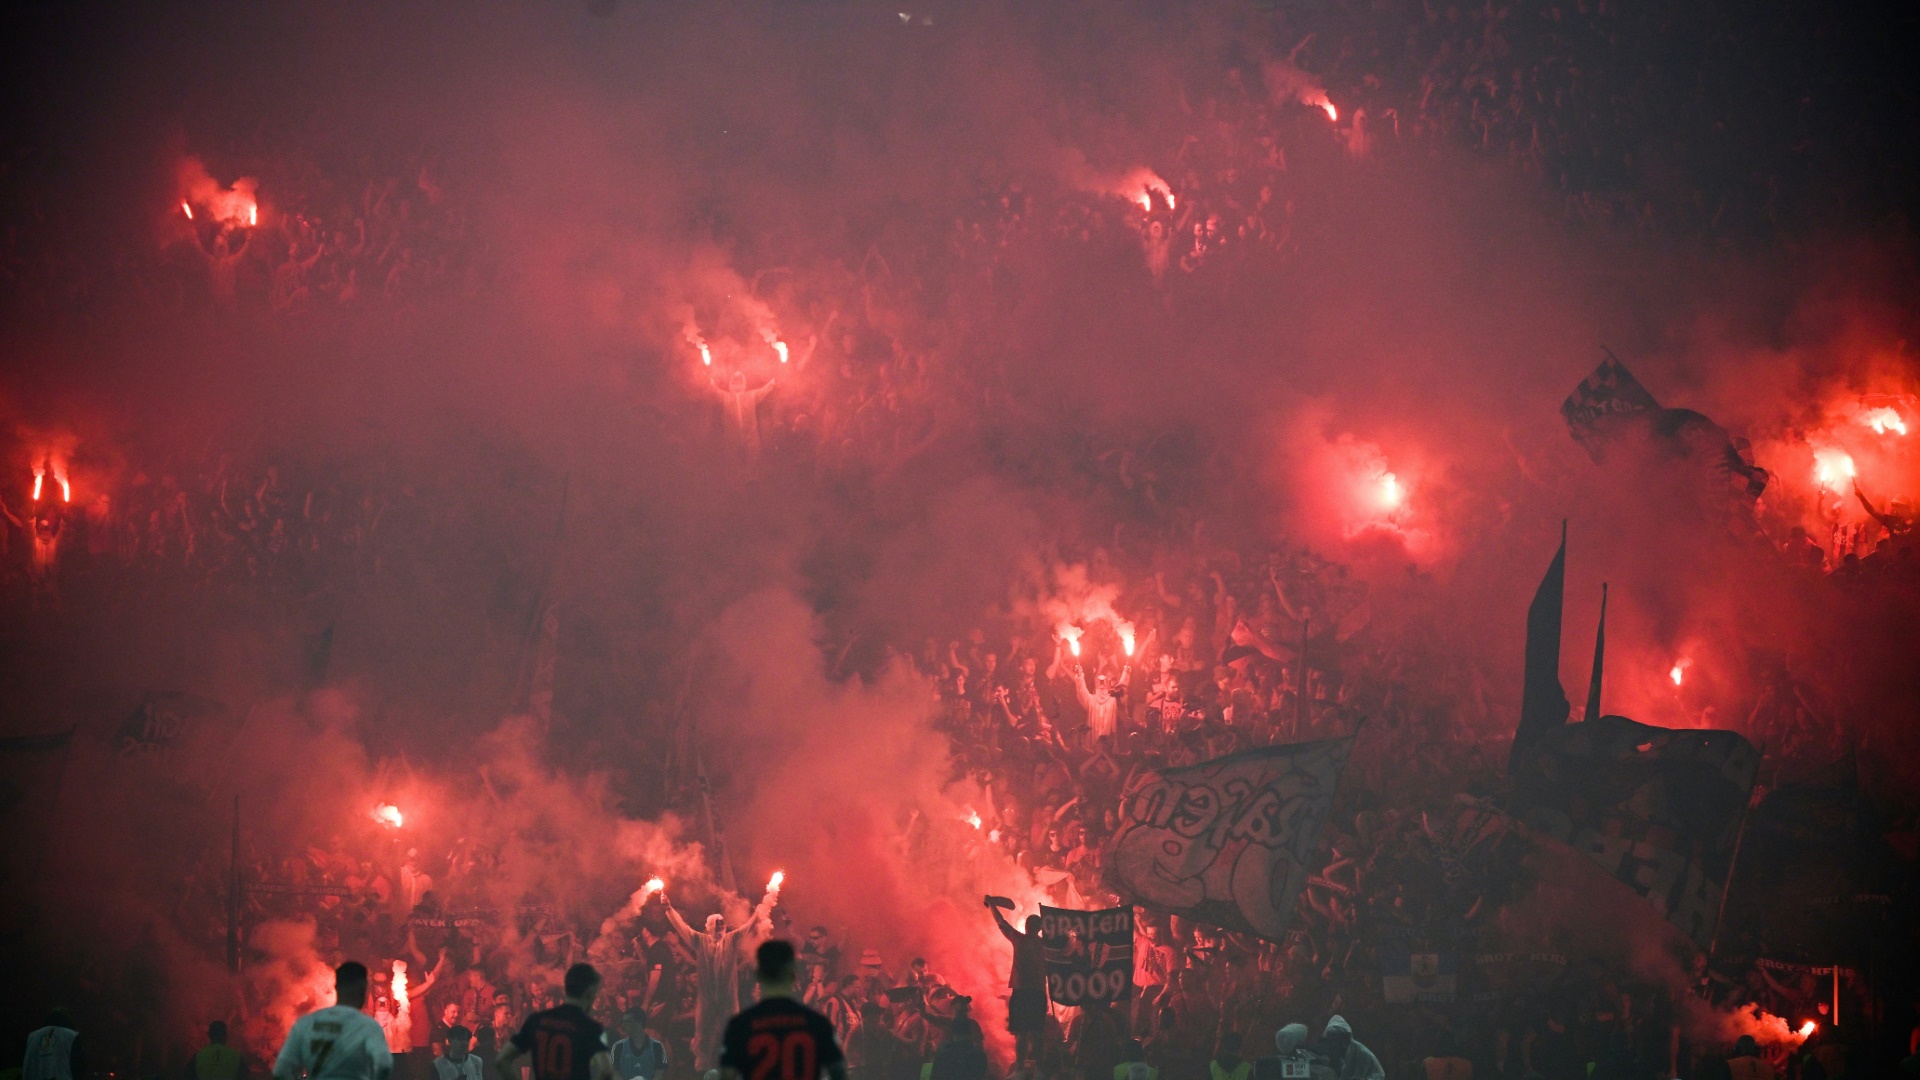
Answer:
1511;715;1758;948
1038;905;1133;1005
1107;737;1354;941
116;692;244;766
1720;778;1899;964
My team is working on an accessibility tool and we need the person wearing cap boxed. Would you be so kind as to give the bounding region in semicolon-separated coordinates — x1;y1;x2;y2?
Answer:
433;1028;483;1080
1725;1036;1773;1080
1315;1017;1382;1080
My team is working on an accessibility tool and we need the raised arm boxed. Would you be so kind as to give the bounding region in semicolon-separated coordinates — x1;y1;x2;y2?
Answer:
661;900;699;945
988;903;1021;944
1044;640;1070;682
747;886;781;936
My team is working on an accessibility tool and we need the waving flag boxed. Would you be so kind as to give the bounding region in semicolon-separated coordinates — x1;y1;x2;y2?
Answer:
1107;736;1354;941
1509;531;1758;948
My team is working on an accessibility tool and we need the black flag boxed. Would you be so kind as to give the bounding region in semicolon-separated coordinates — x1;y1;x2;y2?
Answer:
1511;523;1570;771
1512;716;1759;948
1507;535;1759;948
1583;584;1607;725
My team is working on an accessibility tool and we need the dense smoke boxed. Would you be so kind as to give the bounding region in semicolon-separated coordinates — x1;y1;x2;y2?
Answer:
0;0;1915;1067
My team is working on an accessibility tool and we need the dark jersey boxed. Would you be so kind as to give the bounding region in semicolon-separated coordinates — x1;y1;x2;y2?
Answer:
511;1004;609;1080
719;998;845;1080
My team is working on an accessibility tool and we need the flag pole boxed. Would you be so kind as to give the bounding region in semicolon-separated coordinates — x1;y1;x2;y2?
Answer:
1294;617;1310;738
1705;742;1761;963
228;794;241;973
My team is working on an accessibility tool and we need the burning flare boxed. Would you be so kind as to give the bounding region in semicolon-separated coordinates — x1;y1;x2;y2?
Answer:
178;158;260;230
963;809;983;830
772;340;789;364
1307;93;1339;121
30;455;71;503
1670;662;1686;687
1860;406;1908;435
1812;447;1856;490
766;869;785;893
1121;628;1136;657
1104;168;1176;213
388;961;410;1052
1377;471;1403;510
372;803;404;829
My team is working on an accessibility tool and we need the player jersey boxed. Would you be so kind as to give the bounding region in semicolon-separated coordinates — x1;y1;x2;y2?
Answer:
510;1004;609;1080
719;997;845;1080
274;1006;394;1080
434;1054;486;1080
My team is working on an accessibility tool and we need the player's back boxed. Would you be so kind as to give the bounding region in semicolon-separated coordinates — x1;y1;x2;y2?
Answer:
511;1004;608;1080
720;997;844;1080
276;1006;393;1080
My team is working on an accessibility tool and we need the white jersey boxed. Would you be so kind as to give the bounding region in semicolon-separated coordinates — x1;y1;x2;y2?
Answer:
23;1025;78;1080
433;1055;485;1080
274;1006;394;1080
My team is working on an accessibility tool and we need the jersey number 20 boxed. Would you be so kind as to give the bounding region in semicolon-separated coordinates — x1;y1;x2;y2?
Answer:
746;1033;816;1080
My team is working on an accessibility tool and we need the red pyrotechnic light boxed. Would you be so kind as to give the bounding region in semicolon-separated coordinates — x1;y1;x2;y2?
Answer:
1812;447;1856;491
1860;407;1908;436
1377;471;1403;510
1670;663;1685;686
182;201;194;220
1799;1021;1817;1037
372;803;404;828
